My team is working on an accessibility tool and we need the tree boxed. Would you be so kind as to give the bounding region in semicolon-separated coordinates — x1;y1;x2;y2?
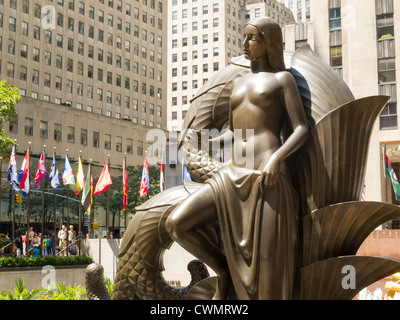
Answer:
0;80;20;159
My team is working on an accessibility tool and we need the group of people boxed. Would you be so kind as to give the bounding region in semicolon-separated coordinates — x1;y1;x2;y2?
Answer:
0;225;79;258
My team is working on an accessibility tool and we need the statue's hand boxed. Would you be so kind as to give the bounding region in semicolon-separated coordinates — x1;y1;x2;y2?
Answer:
261;157;280;186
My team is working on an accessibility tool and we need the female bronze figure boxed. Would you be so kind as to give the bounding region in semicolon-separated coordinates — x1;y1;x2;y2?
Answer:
166;17;309;300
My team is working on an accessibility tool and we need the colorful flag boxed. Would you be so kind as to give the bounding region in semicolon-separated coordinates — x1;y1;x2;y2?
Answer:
361;184;366;201
18;149;29;196
49;153;60;189
385;153;400;201
182;164;192;182
160;158;165;192
123;162;128;211
62;155;76;192
139;157;149;198
7;145;20;192
94;161;113;196
34;151;48;189
82;164;92;213
75;157;85;195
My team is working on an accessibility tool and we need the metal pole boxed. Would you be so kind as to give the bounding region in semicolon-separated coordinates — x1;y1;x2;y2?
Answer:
53;147;57;256
78;152;82;256
26;142;31;256
106;155;110;239
66;149;70;256
40;145;46;257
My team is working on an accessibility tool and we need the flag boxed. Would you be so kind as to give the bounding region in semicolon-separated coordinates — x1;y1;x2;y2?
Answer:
18;149;29;197
82;164;92;213
385;153;400;201
62;155;76;192
7;146;20;192
139;157;149;198
160;158;165;192
34;151;48;189
94;161;113;196
123;163;128;211
74;157;85;195
49;153;60;189
182;164;192;182
361;184;366;201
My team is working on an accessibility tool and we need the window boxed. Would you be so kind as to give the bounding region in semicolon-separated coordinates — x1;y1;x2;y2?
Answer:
116;136;122;152
380;102;398;129
25;118;33;136
80;129;87;145
21;21;28;36
40;121;48;138
54;124;62;141
20;66;27;81
93;132;100;148
127;139;133;154
33;48;40;62
330;47;342;68
379;58;396;84
67;127;75;143
329;8;341;29
377;14;394;39
21;44;28;58
44;73;51;87
104;134;111;150
32;69;39;84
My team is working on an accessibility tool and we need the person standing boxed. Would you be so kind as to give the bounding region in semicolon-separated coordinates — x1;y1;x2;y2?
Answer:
68;225;76;255
57;225;68;256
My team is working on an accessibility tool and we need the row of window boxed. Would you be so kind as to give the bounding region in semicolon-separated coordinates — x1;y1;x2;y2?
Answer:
5;0;163;16
11;118;144;155
172;3;220;20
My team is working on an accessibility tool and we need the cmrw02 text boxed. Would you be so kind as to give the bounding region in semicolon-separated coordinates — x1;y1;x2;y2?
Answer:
150;304;249;317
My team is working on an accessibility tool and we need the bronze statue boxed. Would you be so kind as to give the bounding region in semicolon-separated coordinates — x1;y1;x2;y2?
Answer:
167;17;309;300
104;17;400;300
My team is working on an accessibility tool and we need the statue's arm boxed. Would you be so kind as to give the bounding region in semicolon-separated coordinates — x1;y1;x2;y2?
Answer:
261;71;309;186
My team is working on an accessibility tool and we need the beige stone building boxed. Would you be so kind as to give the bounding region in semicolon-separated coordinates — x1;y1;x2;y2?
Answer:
282;0;400;228
167;0;295;132
0;0;168;167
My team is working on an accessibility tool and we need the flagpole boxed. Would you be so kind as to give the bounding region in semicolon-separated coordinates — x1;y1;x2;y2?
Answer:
78;151;82;256
89;159;93;238
40;145;46;257
26;142;31;256
123;153;126;232
107;154;110;239
66;149;70;256
53;147;57;256
12;140;17;253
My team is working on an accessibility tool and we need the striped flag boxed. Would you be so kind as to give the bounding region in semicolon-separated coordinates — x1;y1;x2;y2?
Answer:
7;145;20;192
74;157;85;195
94;161;113;196
385;152;400;201
18;149;29;196
139;157;149;198
49;153;60;189
361;184;366;201
34;151;48;189
62;155;76;192
82;164;92;213
160;157;165;192
123;160;128;211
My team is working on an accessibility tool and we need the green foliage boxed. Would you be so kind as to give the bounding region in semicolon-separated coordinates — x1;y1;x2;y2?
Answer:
0;80;20;159
0;256;93;268
42;282;87;300
0;278;87;300
381;34;393;39
105;278;114;296
0;278;47;300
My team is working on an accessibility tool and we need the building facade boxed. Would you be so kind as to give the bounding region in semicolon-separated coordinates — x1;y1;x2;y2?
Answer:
167;0;295;133
0;0;168;168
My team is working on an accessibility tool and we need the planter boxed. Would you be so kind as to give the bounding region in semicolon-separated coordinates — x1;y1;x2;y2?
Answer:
0;264;88;291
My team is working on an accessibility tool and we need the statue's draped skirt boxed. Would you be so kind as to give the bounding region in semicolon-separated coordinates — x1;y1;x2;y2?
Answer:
206;166;299;300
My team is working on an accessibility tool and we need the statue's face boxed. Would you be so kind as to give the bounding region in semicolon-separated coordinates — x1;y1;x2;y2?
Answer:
242;24;266;61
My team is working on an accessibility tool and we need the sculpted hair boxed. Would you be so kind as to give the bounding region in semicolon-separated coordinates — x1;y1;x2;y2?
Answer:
245;17;286;71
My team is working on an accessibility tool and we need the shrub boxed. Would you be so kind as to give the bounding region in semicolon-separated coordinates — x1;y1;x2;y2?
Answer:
0;256;93;268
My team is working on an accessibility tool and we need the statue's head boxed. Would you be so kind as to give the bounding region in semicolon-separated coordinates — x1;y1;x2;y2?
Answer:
244;17;285;71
